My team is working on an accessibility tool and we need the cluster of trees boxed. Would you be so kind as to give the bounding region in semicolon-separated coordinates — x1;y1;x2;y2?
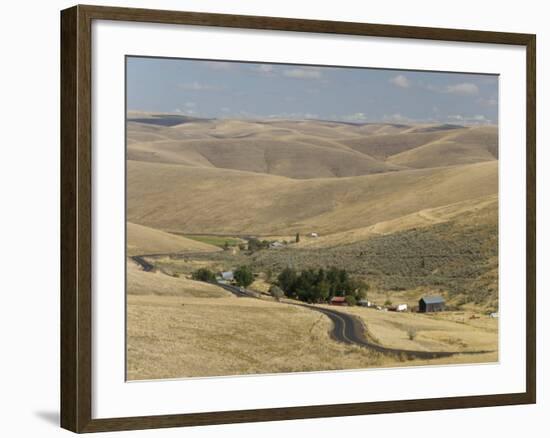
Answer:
191;266;255;288
277;267;368;304
247;238;271;252
191;268;217;283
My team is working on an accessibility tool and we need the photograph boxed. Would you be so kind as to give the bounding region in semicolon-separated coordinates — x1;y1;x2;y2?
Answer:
125;56;500;381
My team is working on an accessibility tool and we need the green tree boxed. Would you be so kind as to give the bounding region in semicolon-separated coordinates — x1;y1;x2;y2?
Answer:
234;265;254;288
277;267;297;296
191;268;216;283
314;280;330;303
345;295;357;306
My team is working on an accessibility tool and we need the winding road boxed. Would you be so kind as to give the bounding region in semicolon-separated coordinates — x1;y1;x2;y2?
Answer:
131;255;492;360
296;304;465;360
218;282;490;360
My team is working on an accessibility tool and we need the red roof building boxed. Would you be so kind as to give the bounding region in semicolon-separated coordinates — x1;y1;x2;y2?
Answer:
330;296;346;306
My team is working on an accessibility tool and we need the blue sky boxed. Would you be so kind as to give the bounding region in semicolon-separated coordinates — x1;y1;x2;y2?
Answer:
127;56;498;125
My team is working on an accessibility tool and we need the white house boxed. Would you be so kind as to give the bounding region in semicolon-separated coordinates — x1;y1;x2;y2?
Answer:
396;303;408;312
221;271;234;281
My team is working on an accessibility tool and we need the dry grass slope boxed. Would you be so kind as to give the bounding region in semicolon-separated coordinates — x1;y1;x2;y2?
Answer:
127;160;497;235
387;126;498;168
127;294;383;380
127;258;231;297
127;222;220;256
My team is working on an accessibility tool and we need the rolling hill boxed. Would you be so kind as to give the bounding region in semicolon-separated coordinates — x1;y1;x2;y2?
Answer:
127;116;497;177
127;222;220;256
126;115;500;310
126;159;497;235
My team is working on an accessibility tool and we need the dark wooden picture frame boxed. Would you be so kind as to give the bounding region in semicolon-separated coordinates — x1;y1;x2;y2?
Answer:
61;4;536;433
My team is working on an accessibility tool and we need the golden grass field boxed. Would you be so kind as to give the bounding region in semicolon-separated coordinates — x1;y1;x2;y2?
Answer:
126;115;499;380
127;222;221;256
127;259;231;298
318;304;498;355
127;294;384;380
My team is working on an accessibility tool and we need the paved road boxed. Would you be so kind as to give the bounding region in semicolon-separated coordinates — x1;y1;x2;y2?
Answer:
130;256;491;360
131;255;155;272
216;283;260;298
297;304;491;360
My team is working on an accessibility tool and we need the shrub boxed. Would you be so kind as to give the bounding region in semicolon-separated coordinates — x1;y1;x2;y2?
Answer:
269;285;285;301
191;268;216;283
345;295;357;306
407;327;417;341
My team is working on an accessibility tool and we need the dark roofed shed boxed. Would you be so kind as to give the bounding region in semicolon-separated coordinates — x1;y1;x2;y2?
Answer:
419;296;445;313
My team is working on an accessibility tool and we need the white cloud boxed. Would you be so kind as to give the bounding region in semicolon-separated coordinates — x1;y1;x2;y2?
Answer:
179;81;221;91
283;67;322;79
447;114;492;125
389;74;410;88
383;113;412;123
342;112;368;122
445;82;479;95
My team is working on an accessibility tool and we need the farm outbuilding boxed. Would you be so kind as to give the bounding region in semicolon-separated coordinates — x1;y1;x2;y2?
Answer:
221;271;234;281
418;296;445;313
330;296;346;306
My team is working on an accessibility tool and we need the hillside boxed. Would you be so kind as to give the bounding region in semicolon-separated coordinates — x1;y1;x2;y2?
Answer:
127;136;403;178
250;198;498;309
126;115;499;309
127;222;220;256
387;126;498;168
127;258;231;297
126;160;497;235
127;117;497;175
295;195;497;249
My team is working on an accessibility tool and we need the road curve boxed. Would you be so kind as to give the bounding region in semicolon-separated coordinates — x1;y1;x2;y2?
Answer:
130;256;492;360
295;303;492;360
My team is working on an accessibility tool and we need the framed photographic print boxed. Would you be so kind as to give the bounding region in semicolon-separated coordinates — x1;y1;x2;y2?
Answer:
60;4;536;433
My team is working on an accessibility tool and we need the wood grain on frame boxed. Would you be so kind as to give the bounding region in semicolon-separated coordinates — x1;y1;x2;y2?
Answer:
60;4;536;433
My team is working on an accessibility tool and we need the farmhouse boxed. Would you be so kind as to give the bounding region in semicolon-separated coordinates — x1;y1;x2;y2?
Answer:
330;296;346;306
217;271;234;284
418;296;445;313
358;299;372;307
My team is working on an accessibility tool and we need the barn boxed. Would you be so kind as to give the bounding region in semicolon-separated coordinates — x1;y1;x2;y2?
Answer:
330;296;346;306
418;296;445;313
